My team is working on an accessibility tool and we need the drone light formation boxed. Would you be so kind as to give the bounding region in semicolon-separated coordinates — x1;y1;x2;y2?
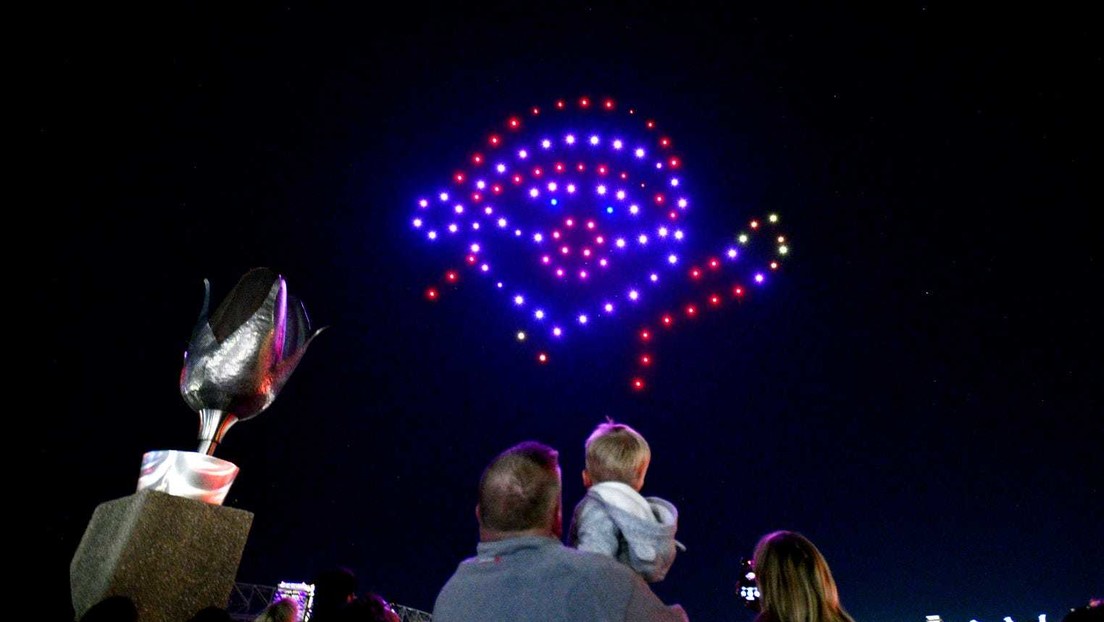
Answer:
413;96;790;391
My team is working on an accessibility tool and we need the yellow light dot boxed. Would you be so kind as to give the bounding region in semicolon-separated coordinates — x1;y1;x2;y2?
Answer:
779;245;789;255
516;331;526;341
738;234;749;244
768;213;779;223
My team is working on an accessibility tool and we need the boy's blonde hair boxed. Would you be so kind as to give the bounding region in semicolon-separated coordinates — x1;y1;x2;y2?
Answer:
584;421;651;484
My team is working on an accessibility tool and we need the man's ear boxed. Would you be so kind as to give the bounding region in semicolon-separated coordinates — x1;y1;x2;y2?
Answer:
552;498;563;539
582;469;593;487
475;504;482;524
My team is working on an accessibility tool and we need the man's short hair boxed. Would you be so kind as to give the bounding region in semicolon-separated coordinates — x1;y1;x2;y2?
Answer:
478;441;562;532
585;421;651;483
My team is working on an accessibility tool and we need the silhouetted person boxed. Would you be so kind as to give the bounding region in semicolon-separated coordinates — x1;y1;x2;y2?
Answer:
335;592;401;622
433;440;688;621
79;595;138;622
751;530;855;622
310;566;358;622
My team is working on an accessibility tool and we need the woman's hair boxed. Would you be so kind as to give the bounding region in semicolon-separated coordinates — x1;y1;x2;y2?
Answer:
753;530;856;622
585;421;651;484
254;597;300;622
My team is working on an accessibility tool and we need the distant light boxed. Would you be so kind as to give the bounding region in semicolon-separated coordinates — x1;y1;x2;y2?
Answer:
513;295;524;305
534;233;544;242
604;303;614;313
552;326;562;337
412;218;423;228
613;139;623;149
565;134;576;144
616;238;627;248
578;314;588;324
667;254;678;264
534;309;545;320
628;289;639;301
518;149;528;159
516;331;526;341
634;148;645;158
497;217;507;227
439;192;449;201
638;234;648;244
589;135;600;145
496;163;506;173
597;185;607;195
755;273;765;283
541;139;551;149
650;273;658;282
779;245;789;255
529;188;539;198
630;205;640;215
448;224;458;233
673;230;684;240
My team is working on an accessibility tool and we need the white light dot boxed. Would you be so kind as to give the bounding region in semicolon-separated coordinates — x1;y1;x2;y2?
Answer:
615;238;626;248
412;218;423;228
635;148;645;158
629;205;639;215
678;198;688;208
552;326;562;337
534;309;545;320
674;230;684;240
533;233;543;242
484;206;494;215
496;163;506;173
470;243;480;252
565;134;576;144
667;254;678;264
578;314;588;324
650;273;659;282
476;180;486;189
628;290;640;301
448;224;458;233
727;248;738;258
541;139;551;149
638;234;648;244
517;331;526;341
589;135;600;145
498;217;507;227
597;185;607;195
529;188;539;198
670;178;679;187
439;192;449;201
658;226;668;236
514;295;525;305
427;231;438;240
567;184;576;193
548;182;557;191
604;303;614;312
418;199;428;208
613;139;623;149
518;149;528;159
616;190;626;200
779;245;789;255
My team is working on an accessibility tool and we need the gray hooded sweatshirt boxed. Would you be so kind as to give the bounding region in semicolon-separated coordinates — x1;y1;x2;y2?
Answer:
568;481;686;582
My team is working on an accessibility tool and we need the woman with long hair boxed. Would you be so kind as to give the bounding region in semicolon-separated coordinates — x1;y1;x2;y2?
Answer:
752;530;856;622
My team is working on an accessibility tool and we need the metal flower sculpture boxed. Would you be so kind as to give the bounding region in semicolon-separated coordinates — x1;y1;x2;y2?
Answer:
180;267;324;455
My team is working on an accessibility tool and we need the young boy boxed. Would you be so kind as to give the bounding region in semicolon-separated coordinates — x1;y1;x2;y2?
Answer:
567;420;685;582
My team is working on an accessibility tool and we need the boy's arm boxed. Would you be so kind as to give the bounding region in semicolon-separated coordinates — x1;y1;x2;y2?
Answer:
573;498;621;557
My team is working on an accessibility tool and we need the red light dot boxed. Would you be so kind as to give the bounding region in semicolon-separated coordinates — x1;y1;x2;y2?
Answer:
640;354;652;366
662;314;673;327
771;261;779;269
660;137;670;147
579;97;590;108
690;268;701;279
668;211;679;220
489;135;500;146
733;286;745;297
531;106;540;115
632;377;646;391
425;287;439;301
508;117;521;129
668;157;680;168
454;172;465;183
565;218;574;227
640;329;652;341
556;100;566;109
710;294;721;306
555;162;565;172
512;174;522;184
577;163;586;172
604;98;615;110
646;120;656;129
655;194;665;204
492;184;503;194
471;193;482;203
597;165;608;175
686;305;697;317
750;220;760;229
533;167;543;177
620;172;629;180
466;255;476;264
708;258;720;269
446;271;458;282
472;153;483;165
538;352;549;364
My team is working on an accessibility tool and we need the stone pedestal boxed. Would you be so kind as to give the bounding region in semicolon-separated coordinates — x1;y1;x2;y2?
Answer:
70;489;253;622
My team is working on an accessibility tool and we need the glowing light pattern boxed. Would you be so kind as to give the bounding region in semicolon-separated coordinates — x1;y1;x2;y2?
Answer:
414;96;790;390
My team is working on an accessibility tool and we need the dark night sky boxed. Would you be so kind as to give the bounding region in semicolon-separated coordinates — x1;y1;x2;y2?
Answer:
34;3;1100;622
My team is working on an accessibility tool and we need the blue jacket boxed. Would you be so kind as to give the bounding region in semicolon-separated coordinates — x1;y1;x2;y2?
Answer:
433;535;688;622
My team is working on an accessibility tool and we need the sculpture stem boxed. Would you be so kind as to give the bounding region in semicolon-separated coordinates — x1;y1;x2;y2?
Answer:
197;409;239;456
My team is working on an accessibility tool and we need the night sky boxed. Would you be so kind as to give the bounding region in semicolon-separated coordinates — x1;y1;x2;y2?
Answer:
35;3;1100;622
